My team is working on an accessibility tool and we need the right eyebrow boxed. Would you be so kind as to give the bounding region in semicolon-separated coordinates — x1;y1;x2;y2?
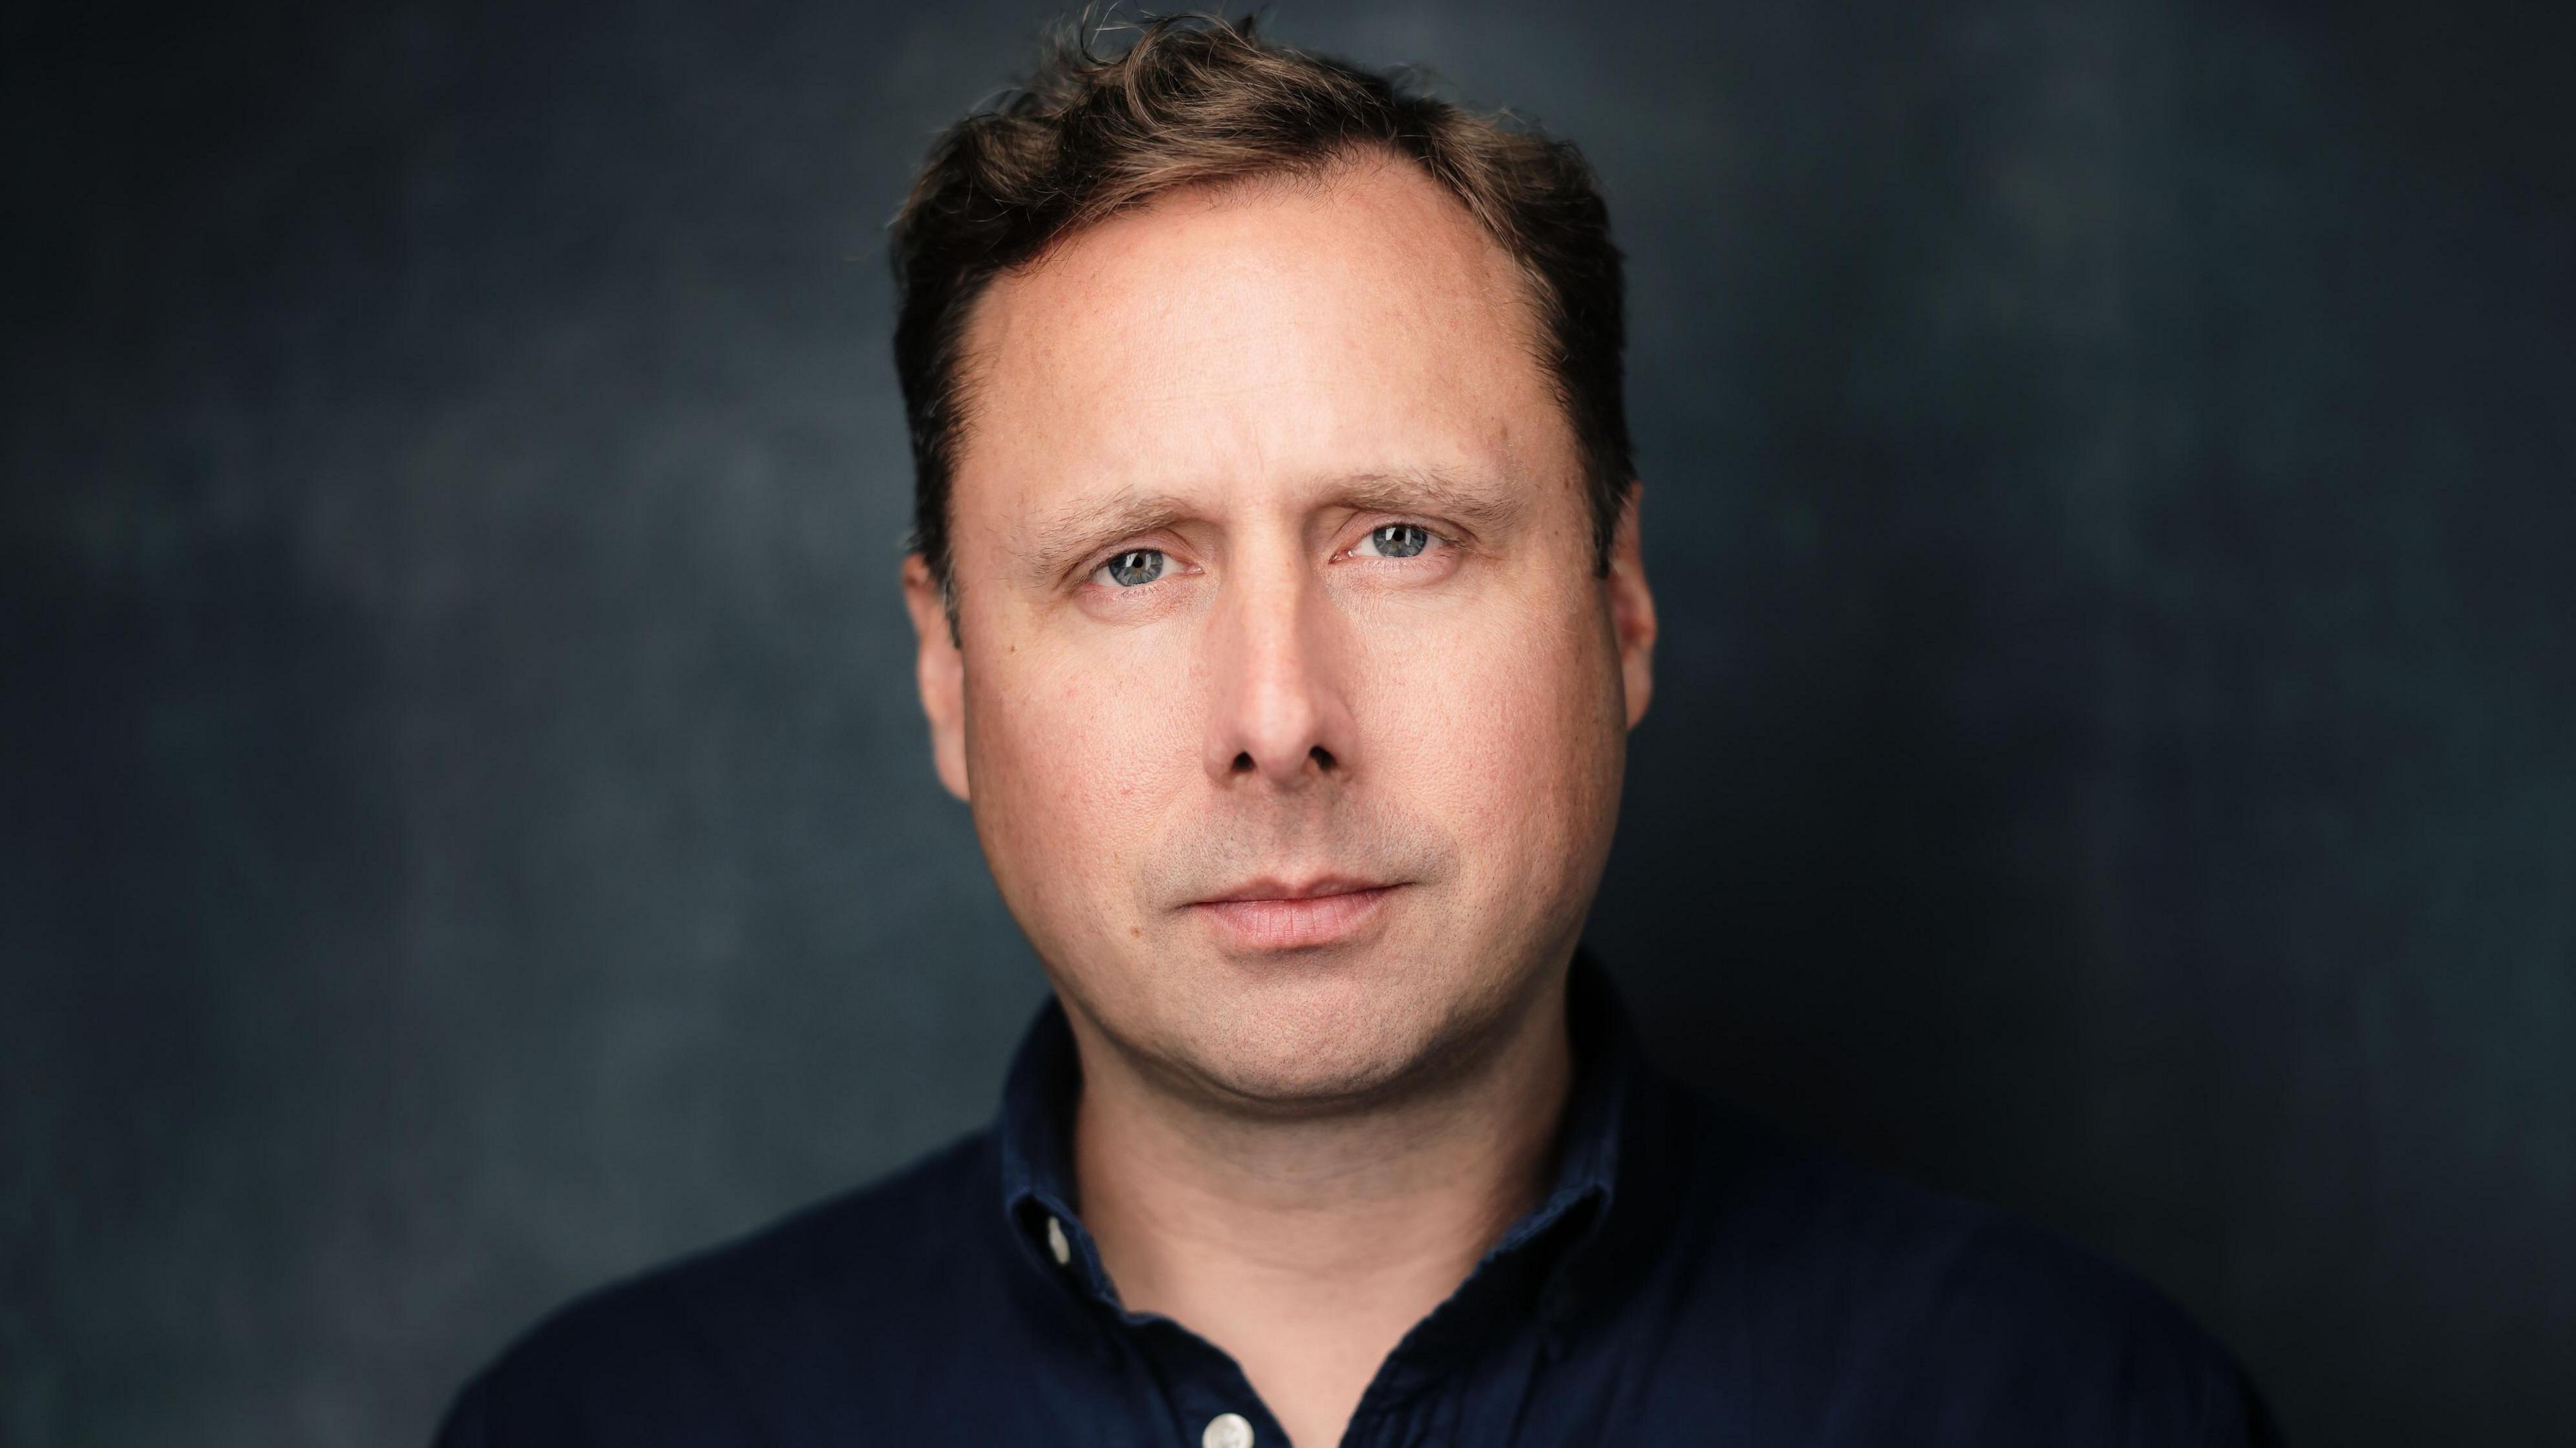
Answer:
1016;488;1198;588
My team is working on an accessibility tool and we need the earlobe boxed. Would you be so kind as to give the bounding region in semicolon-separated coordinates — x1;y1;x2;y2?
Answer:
1609;484;1657;730
902;554;973;801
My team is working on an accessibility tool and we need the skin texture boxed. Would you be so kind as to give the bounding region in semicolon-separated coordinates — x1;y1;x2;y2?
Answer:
902;152;1656;1446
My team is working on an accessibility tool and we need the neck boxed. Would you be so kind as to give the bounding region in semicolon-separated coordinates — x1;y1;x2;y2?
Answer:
1065;972;1574;1447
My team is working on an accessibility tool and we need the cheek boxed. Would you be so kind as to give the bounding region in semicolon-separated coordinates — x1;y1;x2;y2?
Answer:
1375;588;1622;900
963;631;1197;918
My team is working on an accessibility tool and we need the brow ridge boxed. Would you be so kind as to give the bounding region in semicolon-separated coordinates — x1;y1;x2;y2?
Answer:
1016;465;1528;584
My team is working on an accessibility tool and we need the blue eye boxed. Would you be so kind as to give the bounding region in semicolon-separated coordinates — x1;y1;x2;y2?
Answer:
1357;523;1433;559
1095;549;1166;587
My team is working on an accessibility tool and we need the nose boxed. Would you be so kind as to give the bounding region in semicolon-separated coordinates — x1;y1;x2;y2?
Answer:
1203;558;1356;789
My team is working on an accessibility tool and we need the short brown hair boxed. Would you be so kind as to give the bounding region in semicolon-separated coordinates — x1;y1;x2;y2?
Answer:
890;11;1632;602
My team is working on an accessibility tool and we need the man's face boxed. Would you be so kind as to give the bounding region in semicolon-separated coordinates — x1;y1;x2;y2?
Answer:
904;154;1656;1110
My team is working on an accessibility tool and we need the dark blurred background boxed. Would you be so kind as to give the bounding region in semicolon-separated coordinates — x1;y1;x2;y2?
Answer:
5;0;2571;1442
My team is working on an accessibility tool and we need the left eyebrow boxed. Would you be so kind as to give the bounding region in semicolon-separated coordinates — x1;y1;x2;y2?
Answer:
1329;466;1528;541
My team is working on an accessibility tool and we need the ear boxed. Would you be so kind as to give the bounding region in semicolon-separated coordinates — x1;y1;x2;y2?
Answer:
902;553;972;801
1606;483;1657;730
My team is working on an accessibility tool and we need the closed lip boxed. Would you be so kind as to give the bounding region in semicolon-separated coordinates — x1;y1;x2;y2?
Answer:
1189;876;1398;905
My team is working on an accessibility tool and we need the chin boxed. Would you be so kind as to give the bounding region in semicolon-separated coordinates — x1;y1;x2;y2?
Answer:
1190;1030;1422;1109
1155;952;1504;1111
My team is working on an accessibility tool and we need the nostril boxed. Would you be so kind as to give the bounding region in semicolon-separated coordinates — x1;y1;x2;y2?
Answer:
1310;745;1336;771
1232;751;1256;773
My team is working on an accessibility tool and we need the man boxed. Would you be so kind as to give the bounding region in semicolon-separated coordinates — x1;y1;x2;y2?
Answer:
437;15;2272;1447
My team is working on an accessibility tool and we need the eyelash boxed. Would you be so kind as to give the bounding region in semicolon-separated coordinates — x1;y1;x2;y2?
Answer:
1082;523;1452;589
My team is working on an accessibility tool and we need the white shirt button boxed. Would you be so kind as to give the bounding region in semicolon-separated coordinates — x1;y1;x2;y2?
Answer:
1201;1413;1254;1448
1044;1215;1072;1266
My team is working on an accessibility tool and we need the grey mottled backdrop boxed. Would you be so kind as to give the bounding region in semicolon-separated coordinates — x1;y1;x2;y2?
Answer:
5;1;2571;1443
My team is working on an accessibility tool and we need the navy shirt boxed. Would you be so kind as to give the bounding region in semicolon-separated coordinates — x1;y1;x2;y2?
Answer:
437;958;2274;1446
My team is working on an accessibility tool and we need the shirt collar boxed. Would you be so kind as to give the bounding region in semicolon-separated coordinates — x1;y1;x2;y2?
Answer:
995;949;1646;1306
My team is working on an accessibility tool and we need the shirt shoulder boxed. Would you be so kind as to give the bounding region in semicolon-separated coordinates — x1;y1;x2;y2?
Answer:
1630;1091;2276;1446
433;1128;1008;1448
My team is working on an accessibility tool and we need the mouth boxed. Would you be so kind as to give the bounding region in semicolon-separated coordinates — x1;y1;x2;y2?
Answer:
1185;877;1403;952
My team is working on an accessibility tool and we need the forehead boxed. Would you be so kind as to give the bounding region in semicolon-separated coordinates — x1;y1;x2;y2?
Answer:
947;154;1580;539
